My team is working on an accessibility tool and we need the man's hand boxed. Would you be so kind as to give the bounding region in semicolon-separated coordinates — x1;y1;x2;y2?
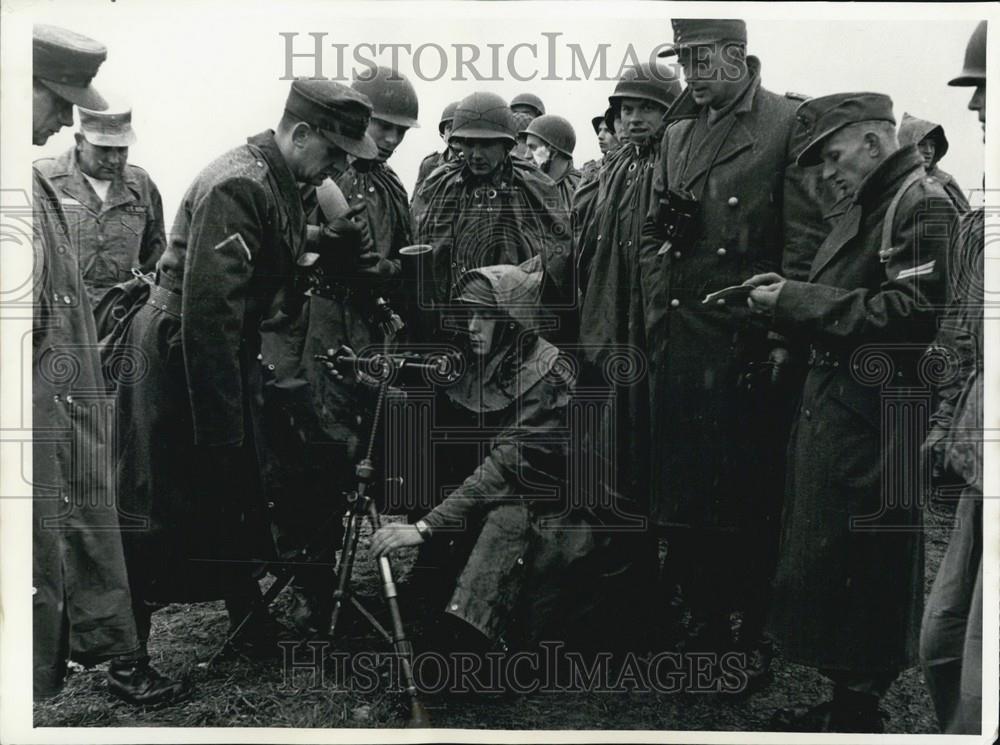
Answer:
369;523;425;557
314;204;365;272
745;272;786;315
354;251;400;278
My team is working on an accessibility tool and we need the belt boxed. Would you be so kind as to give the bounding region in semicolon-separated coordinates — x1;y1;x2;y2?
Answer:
806;346;842;369
146;283;183;318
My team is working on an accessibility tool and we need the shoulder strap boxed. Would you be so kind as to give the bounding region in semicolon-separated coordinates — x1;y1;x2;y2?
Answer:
880;170;925;260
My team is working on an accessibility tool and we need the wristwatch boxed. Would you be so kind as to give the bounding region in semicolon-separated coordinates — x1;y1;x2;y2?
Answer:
414;520;433;541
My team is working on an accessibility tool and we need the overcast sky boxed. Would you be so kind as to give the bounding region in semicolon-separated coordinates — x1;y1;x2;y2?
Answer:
22;1;987;230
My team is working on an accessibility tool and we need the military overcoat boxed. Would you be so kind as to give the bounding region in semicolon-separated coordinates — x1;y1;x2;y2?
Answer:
32;168;139;696
109;131;306;601
767;145;956;673
639;58;827;528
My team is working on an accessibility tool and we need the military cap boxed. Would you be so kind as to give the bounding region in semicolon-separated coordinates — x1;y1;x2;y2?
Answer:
949;20;986;86
658;19;747;57
284;79;377;159
795;92;896;167
510;92;545;117
33;24;108;110
78;106;136;147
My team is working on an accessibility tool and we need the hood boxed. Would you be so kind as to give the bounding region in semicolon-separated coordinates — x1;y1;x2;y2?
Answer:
448;263;555;412
898;112;949;163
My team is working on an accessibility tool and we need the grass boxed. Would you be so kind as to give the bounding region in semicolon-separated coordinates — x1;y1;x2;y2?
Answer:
33;508;954;732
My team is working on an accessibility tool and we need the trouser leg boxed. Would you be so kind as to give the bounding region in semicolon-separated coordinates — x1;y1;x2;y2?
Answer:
920;492;982;733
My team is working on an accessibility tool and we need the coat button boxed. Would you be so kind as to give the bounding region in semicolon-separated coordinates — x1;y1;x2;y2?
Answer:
63;496;70;504
63;295;72;304
516;557;524;565
256;160;264;167
65;395;73;404
32;586;37;596
717;247;727;257
804;408;812;419
368;186;375;193
267;363;275;371
673;251;682;259
670;298;680;308
451;603;459;611
728;197;739;207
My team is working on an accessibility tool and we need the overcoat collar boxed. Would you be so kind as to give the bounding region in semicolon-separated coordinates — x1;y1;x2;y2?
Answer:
666;57;762;192
808;145;925;281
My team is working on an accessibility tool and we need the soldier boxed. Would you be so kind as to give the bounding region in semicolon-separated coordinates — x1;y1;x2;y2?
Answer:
637;19;827;680
898;113;970;213
259;65;419;637
919;19;986;735
35;106;166;307
510;93;545;160
368;265;606;665
511;110;537;161
336;65;418;281
510;91;545;118
580;107;620;183
745;93;957;732
412;91;571;318
107;81;374;668
31;23;181;705
573;62;681;649
522;114;581;209
414;100;460;194
576;61;680;481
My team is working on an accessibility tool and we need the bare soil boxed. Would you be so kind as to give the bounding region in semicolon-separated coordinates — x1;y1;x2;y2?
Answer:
34;507;955;733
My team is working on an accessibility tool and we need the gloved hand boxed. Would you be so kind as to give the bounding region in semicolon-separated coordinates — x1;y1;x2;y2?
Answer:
354;251;401;279
313;204;365;274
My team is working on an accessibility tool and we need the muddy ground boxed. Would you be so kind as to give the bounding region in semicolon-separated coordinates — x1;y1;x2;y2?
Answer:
34;507;957;733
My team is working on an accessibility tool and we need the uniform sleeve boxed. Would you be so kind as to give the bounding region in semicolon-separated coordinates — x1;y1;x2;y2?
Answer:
773;189;956;347
139;179;167;271
929;212;983;432
181;177;269;446
422;379;570;531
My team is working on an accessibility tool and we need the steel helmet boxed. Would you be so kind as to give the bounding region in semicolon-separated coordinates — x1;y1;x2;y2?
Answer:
608;62;682;111
438;100;459;135
523;114;576;156
592;107;613;135
949;20;986;86
449;92;517;143
351;65;420;129
510;92;545;117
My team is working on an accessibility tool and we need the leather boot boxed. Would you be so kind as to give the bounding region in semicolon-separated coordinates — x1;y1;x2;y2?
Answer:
107;657;189;706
